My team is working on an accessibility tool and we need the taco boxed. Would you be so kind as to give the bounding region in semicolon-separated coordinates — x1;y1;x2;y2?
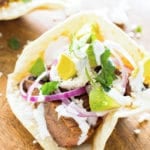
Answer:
6;12;149;150
0;0;65;20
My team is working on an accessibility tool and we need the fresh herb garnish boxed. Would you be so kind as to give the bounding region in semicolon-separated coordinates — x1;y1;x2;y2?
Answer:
8;37;20;50
69;34;77;52
29;58;45;76
69;24;97;54
86;44;97;68
40;81;59;95
95;47;117;91
69;33;91;52
135;25;142;33
85;67;95;86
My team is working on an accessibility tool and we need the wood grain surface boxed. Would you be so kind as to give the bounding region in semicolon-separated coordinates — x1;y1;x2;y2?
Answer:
0;0;150;150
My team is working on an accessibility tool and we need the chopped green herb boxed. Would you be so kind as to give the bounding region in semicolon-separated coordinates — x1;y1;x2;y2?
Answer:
89;86;120;111
85;67;95;86
29;58;45;76
40;81;59;95
69;34;78;52
95;47;117;91
135;25;142;33
69;25;97;54
8;37;20;50
87;33;96;43
86;44;97;68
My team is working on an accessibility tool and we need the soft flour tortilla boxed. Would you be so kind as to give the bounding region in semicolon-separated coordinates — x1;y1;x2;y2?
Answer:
0;0;65;20
6;12;148;150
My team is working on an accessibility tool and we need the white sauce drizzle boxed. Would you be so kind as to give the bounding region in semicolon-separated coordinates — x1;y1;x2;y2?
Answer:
104;40;136;68
93;40;105;65
108;88;132;106
55;102;98;145
130;62;145;93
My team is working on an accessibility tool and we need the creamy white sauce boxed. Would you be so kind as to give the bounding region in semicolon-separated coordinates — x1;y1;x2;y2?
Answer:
87;117;98;126
135;89;150;104
70;44;88;59
104;40;136;68
71;97;84;108
49;48;89;89
60;75;88;90
93;40;105;65
55;102;98;145
59;58;89;90
113;77;125;94
130;62;144;92
108;88;132;106
33;104;50;140
50;65;61;81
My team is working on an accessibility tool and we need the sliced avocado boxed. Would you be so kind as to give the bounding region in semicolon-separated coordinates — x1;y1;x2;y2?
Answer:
57;54;77;80
89;87;120;112
29;57;45;76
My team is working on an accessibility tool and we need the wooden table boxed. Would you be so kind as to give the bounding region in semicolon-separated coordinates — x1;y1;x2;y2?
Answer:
0;0;150;149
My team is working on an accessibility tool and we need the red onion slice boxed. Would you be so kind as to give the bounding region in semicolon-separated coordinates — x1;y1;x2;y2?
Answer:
21;86;87;103
111;53;131;94
27;71;49;102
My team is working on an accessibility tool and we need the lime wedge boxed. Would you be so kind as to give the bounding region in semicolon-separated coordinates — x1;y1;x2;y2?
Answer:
57;54;77;80
89;87;120;111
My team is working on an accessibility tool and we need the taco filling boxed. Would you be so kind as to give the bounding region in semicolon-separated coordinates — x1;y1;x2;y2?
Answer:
18;23;142;147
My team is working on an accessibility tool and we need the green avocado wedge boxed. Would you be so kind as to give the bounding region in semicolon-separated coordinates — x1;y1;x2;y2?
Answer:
89;86;120;112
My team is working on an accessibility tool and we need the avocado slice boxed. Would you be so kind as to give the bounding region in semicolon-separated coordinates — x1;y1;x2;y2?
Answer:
89;87;120;111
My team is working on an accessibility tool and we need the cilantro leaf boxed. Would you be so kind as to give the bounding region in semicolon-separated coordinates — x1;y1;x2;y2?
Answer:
95;48;117;91
29;58;45;76
40;81;59;95
135;25;142;33
8;37;20;50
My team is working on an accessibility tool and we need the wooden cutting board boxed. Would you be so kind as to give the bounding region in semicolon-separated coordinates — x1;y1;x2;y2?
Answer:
0;0;150;149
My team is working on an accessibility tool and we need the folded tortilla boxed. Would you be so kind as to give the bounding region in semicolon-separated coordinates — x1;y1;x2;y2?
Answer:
0;0;65;20
6;12;150;150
